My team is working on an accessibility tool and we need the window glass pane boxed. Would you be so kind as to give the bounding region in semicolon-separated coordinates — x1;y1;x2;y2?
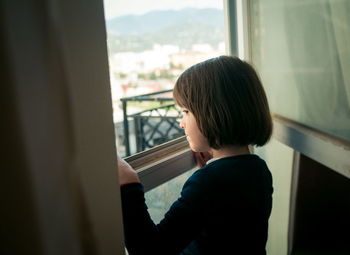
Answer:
250;0;350;141
103;0;226;156
145;168;197;224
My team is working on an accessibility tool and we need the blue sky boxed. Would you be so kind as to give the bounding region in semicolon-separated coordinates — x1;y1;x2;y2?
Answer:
103;0;223;19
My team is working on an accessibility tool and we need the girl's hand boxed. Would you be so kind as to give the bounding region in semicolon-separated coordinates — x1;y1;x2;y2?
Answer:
117;155;141;186
193;151;213;168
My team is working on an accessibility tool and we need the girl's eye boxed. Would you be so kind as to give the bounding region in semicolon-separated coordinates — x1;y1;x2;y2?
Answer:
182;110;189;114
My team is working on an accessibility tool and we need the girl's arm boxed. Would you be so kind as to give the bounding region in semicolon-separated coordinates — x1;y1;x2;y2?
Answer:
118;156;204;254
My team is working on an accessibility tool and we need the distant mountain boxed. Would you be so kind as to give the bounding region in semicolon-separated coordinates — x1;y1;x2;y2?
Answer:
106;8;224;53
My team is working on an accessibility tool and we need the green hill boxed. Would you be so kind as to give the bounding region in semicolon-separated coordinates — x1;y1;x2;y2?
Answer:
106;8;224;53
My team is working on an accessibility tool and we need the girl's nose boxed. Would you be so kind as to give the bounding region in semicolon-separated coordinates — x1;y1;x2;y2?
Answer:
179;118;185;129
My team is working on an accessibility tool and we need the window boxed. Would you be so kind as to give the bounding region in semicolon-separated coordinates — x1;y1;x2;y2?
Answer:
145;168;197;223
103;1;227;235
249;0;350;142
248;2;350;254
103;0;226;157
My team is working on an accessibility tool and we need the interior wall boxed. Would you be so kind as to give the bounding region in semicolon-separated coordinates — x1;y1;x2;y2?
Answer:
255;139;295;255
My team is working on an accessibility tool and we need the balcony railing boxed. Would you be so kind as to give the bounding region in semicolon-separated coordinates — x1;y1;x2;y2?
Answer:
120;90;184;156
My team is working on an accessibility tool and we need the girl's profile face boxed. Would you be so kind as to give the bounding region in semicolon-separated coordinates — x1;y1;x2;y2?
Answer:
179;108;210;152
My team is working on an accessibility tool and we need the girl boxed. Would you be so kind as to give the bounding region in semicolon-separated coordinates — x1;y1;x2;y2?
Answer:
118;56;273;255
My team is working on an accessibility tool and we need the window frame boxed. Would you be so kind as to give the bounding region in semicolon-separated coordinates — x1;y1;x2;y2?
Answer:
272;115;350;179
125;136;196;191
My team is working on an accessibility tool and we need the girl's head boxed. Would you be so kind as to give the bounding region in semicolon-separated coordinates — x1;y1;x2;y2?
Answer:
173;55;272;150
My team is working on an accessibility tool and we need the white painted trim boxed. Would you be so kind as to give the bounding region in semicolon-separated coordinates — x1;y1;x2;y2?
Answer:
236;0;250;60
273;115;350;179
125;137;196;192
223;0;238;56
138;149;196;192
224;0;231;55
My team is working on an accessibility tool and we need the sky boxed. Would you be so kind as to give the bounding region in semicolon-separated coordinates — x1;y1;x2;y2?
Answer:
103;0;223;19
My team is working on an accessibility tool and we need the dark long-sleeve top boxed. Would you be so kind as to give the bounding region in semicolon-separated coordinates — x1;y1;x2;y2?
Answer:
120;154;273;255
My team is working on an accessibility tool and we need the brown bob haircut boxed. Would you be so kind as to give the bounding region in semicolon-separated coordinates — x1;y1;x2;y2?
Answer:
173;55;272;149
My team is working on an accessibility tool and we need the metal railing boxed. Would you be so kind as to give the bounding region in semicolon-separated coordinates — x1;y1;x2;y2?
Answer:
120;90;184;156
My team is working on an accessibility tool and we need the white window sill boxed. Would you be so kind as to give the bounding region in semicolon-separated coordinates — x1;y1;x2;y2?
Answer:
124;136;196;191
